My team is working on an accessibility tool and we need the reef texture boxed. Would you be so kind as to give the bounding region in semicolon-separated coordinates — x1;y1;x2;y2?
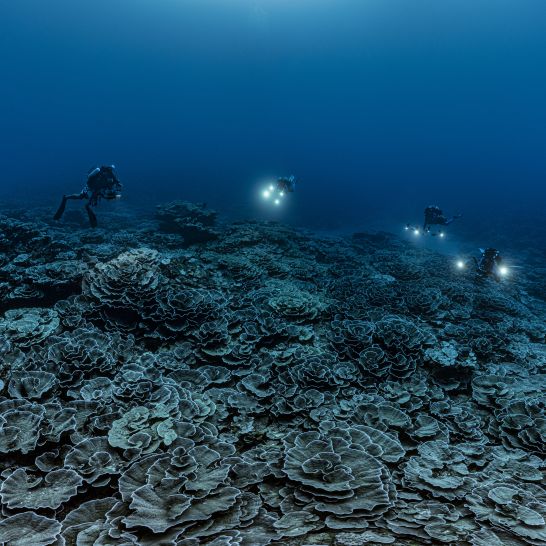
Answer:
0;204;545;546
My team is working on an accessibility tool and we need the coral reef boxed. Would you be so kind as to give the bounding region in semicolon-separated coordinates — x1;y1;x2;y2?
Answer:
0;203;544;545
156;201;219;246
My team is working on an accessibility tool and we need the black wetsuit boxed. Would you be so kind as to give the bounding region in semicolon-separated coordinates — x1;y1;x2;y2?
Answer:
86;167;121;205
476;248;503;280
54;166;122;227
423;206;459;232
277;176;296;193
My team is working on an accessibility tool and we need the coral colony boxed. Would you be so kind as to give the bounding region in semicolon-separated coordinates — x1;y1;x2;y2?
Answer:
0;202;544;545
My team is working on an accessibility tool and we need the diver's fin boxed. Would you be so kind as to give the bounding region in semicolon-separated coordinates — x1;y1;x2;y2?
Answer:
53;197;67;220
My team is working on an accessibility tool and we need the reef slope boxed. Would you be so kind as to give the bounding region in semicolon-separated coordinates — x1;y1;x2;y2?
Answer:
0;203;544;546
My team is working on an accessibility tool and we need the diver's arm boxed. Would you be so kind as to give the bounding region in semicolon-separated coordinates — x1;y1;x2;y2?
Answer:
445;213;463;225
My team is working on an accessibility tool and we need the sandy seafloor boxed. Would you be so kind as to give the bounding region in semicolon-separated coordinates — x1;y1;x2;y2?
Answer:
0;201;544;546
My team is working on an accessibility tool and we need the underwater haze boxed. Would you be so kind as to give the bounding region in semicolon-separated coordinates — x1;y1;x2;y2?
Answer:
2;0;546;233
1;3;546;546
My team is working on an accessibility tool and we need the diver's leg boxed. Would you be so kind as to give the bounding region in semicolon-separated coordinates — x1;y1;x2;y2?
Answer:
53;194;82;220
85;201;98;228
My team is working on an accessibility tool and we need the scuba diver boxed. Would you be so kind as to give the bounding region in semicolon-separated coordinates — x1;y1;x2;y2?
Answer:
474;248;506;281
276;175;296;194
53;165;122;228
262;175;297;205
422;205;461;234
405;205;461;237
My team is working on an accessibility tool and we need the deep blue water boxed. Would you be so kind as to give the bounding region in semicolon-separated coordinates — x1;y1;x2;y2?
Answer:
2;0;546;238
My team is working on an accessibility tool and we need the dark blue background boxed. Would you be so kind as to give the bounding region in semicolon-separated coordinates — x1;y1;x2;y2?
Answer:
1;0;545;234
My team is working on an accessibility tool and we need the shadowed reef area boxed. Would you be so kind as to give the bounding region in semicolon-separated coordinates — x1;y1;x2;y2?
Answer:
0;202;544;546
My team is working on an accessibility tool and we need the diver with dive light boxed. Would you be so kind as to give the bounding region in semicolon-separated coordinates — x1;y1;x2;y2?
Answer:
406;205;462;237
276;175;296;194
422;205;461;233
455;248;510;282
262;175;297;206
474;248;506;281
54;165;123;228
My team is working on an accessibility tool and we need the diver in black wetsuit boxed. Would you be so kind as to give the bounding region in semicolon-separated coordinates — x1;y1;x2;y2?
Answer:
54;165;122;227
422;205;461;233
474;248;505;281
276;175;296;194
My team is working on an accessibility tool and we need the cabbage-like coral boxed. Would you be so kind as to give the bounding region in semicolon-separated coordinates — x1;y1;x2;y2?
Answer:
402;441;477;501
0;207;543;545
32;325;134;389
120;441;241;536
0;467;82;509
156;201;219;245
243;279;320;316
8;371;56;399
0;308;59;348
0;402;44;454
151;287;226;339
494;399;546;456
282;424;396;527
328;317;374;359
0;512;62;546
467;481;546;544
64;436;126;484
83;247;163;332
108;405;177;454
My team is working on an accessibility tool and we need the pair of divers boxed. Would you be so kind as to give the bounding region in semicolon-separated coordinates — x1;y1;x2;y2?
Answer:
54;165;122;228
406;205;462;237
55;168;297;226
406;206;511;281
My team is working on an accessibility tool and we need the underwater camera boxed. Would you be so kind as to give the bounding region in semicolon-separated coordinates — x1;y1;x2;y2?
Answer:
104;186;123;200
